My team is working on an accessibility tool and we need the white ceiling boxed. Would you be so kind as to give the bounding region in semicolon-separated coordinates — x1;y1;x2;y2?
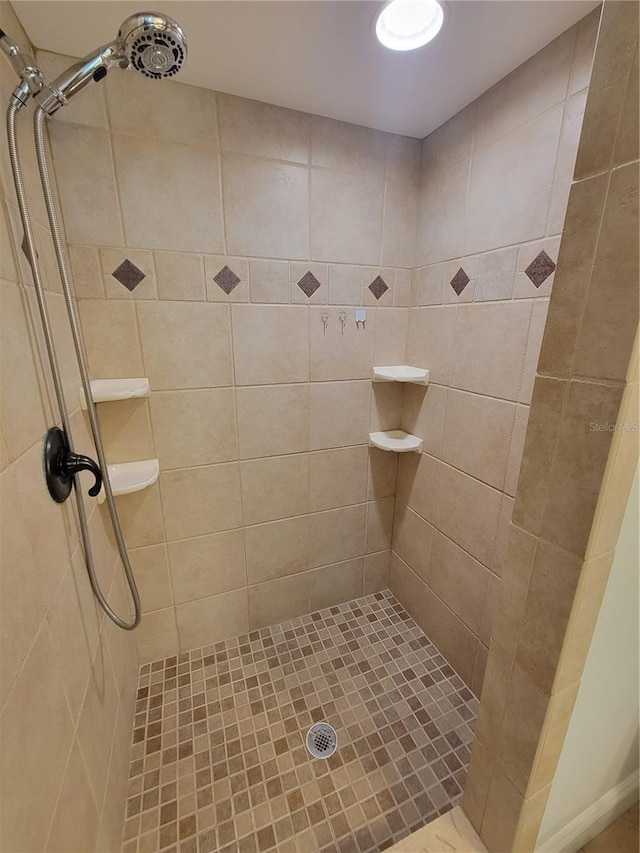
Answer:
13;0;598;138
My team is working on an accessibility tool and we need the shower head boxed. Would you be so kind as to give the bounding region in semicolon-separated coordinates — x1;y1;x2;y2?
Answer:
118;12;186;79
38;11;187;115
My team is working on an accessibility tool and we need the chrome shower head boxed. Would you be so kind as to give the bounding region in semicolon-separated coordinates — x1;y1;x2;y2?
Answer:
38;10;187;115
118;12;187;79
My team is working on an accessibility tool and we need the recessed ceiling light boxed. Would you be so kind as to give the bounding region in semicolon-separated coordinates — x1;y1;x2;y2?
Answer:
375;0;444;52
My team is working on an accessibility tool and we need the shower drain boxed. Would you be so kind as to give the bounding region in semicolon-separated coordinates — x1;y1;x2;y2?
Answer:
306;722;338;759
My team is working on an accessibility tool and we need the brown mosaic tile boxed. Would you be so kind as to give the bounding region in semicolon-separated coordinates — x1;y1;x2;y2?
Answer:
123;591;478;852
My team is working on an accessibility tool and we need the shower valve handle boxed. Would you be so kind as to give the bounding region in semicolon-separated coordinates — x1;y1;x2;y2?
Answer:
60;451;103;497
43;427;103;503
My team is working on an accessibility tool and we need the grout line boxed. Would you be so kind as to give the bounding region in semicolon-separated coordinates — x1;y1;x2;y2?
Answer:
227;299;251;634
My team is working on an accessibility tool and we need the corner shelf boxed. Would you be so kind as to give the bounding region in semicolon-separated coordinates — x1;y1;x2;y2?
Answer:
372;365;429;386
97;459;159;504
79;378;150;410
369;430;423;454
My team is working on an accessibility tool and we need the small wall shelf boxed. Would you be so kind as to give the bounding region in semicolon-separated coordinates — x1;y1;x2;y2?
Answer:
79;378;151;410
97;459;159;504
369;430;423;454
372;365;429;385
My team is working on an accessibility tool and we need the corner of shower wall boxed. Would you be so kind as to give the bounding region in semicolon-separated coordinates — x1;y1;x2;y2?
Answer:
389;6;601;692
0;2;139;849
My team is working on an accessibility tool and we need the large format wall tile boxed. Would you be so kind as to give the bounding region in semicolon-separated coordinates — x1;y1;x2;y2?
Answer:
78;300;144;378
150;388;237;469
474;27;574;150
160;463;242;541
175;589;249;651
244;515;309;584
309;445;369;512
572;162;639;382
416;160;469;266
218;93;309;164
381;182;419;268
48;124;123;246
435;464;503;567
392;504;433;584
441;390;516;489
138;301;233;390
113;135;224;253
311;169;384;264
232;305;309;385
449;302;532;401
0;627;75;853
0;282;48;461
236;383;310;458
127;544;172;614
223;153;309;259
309;380;371;449
240;453;309;525
465;107;563;255
247;571;313;629
311;116;388;178
309;504;366;568
405;306;457;385
168;529;246;603
106;73;218;146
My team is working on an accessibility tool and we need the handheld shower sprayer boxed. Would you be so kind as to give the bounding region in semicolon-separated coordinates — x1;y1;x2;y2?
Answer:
39;11;187;115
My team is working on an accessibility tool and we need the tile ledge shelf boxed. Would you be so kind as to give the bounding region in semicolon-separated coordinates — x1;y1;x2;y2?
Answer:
369;430;423;454
372;365;430;385
79;377;150;410
97;459;159;504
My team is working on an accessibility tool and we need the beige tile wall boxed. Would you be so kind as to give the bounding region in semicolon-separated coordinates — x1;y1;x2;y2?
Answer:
390;11;600;691
37;48;419;663
0;3;139;850
462;1;639;848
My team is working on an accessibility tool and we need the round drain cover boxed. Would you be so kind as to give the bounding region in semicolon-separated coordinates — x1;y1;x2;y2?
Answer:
306;722;338;759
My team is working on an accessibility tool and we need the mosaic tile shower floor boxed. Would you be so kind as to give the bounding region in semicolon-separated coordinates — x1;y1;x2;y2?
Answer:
122;591;478;853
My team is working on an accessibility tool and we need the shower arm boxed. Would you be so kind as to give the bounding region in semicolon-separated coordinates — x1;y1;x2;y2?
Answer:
5;99;142;630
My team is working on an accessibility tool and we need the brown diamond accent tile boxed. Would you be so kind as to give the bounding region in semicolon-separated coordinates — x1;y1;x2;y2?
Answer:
525;250;556;287
112;258;145;292
213;265;241;295
368;275;388;300
450;267;470;296
124;591;478;851
297;271;321;298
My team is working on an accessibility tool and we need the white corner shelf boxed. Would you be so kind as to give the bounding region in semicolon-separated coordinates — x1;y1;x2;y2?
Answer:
372;365;430;386
79;378;150;410
97;459;159;504
369;430;423;454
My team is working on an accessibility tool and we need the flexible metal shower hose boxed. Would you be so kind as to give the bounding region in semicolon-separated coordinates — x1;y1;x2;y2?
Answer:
6;99;141;630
